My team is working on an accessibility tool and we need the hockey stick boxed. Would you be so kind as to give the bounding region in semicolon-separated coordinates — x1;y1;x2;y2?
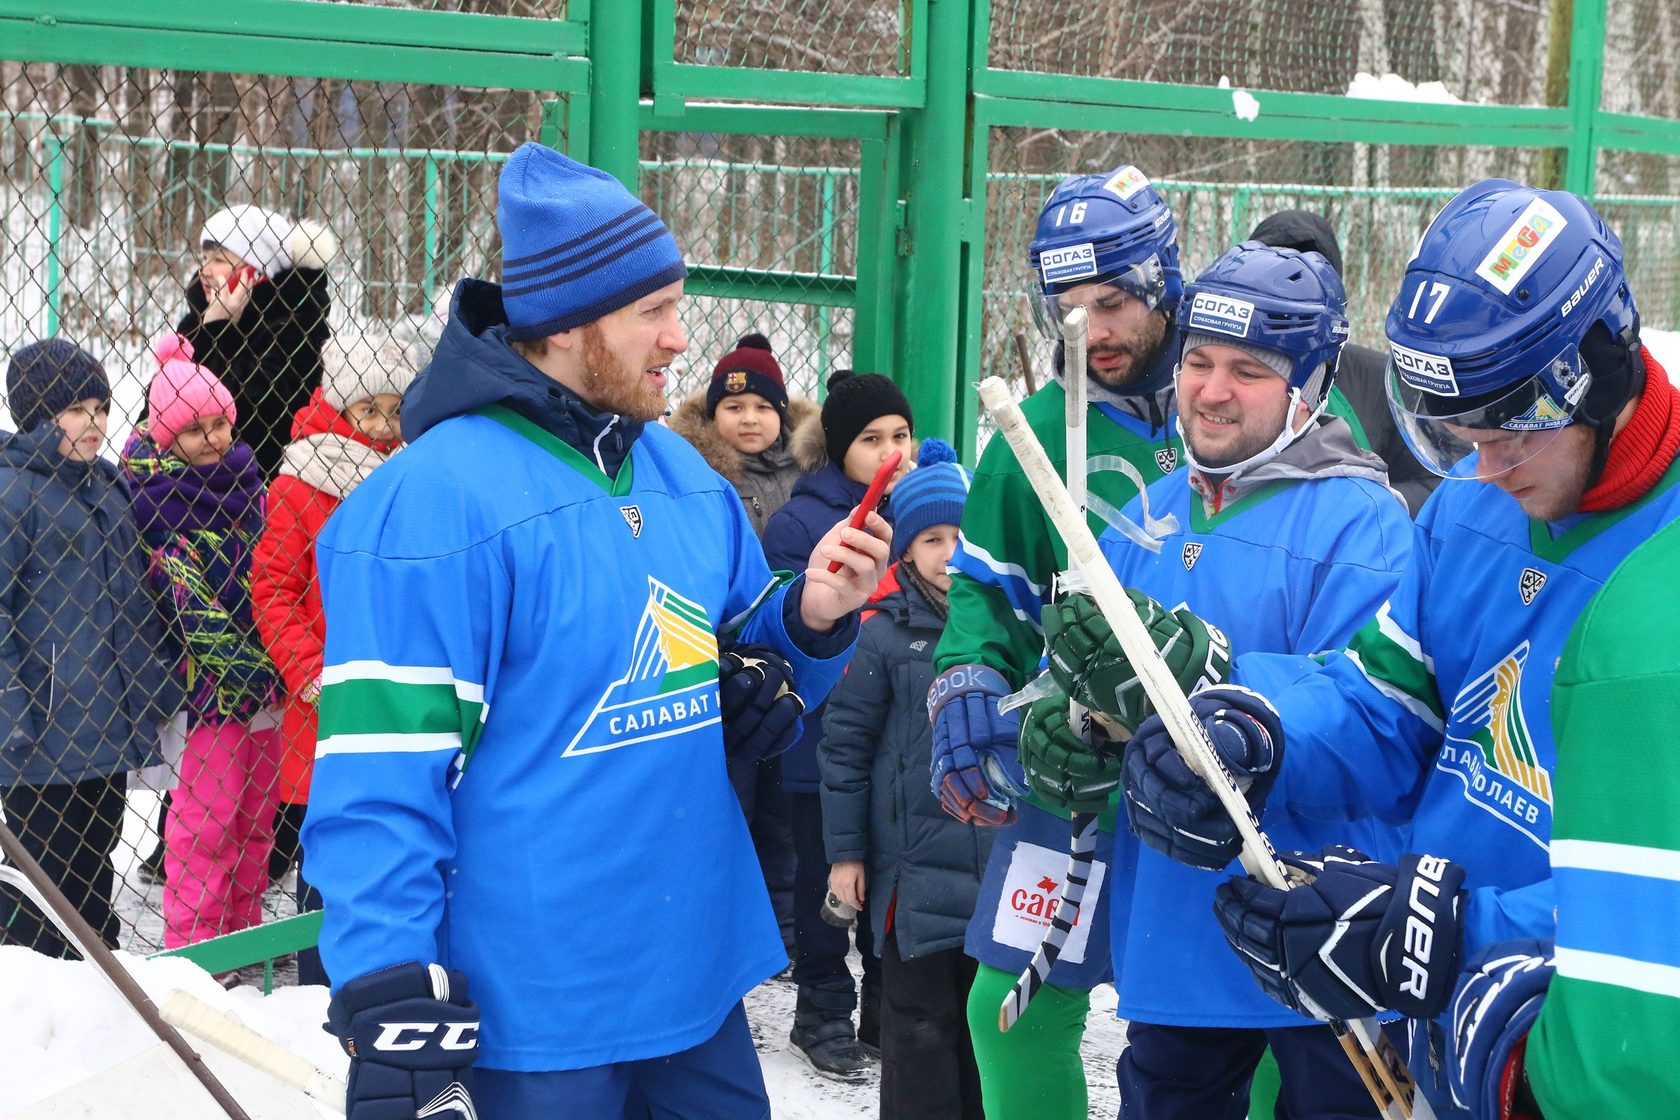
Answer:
0;821;254;1120
999;307;1102;1033
976;376;1431;1119
162;990;348;1112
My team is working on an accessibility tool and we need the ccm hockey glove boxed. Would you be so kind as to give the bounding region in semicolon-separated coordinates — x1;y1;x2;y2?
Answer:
1043;589;1230;735
1018;678;1123;815
928;664;1029;826
1213;847;1468;1022
1450;940;1554;1120
326;961;479;1120
717;643;805;764
1122;685;1282;870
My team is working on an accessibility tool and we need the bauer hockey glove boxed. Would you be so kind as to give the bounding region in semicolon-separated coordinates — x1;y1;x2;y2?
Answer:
717;643;805;764
1449;940;1554;1120
1043;589;1230;734
326;961;479;1120
1121;685;1282;870
928;664;1029;826
1213;846;1467;1022
1018;678;1124;815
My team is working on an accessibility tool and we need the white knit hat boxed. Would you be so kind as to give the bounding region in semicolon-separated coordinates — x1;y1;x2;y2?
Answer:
321;331;424;411
200;206;338;278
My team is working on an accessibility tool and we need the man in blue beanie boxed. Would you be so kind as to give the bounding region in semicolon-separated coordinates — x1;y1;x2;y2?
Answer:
303;143;892;1119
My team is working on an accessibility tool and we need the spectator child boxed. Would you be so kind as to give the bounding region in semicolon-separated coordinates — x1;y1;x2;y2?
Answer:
252;330;422;985
669;332;818;537
176;205;338;476
821;448;989;1119
0;340;184;956
761;369;917;1078
123;334;280;949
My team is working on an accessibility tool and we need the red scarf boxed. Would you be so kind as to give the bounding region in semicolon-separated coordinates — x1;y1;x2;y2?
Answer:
1579;347;1680;513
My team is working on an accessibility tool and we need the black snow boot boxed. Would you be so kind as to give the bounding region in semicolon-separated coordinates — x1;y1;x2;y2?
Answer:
790;985;872;1081
857;975;881;1057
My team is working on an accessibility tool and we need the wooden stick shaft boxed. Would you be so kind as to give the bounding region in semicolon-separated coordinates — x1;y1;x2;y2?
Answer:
0;821;254;1120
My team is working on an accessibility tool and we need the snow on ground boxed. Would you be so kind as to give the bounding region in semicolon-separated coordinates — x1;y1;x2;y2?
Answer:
1345;72;1462;104
0;943;1127;1118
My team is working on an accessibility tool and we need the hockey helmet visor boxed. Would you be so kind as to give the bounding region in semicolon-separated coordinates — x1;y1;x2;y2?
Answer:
1385;343;1590;480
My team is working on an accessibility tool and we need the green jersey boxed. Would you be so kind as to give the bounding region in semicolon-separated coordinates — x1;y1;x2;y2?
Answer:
1529;514;1680;1118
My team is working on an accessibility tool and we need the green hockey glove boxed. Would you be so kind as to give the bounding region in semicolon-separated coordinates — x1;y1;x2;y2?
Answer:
1042;588;1231;734
1018;679;1123;815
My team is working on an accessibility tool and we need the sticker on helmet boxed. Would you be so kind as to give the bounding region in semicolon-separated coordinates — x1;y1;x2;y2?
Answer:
1504;393;1572;431
1390;343;1460;396
1185;292;1255;338
1103;166;1150;201
1040;243;1099;285
1476;198;1568;295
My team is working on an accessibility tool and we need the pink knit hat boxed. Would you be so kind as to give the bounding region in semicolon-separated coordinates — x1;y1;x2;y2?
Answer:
149;334;236;450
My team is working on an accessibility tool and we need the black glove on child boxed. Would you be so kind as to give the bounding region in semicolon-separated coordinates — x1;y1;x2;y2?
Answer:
718;643;805;764
326;961;479;1120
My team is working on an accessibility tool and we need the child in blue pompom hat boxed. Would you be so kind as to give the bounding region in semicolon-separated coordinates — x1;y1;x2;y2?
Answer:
820;442;992;1119
303;142;895;1120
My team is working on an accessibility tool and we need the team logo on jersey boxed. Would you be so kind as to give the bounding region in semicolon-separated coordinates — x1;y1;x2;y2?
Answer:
910;640;927;652
1476;198;1568;295
1518;567;1547;605
1155;447;1178;473
620;505;644;537
1436;641;1554;848
1181;542;1203;570
562;577;720;757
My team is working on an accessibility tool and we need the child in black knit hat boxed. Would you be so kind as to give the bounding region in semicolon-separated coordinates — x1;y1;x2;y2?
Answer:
760;366;920;1080
669;332;818;538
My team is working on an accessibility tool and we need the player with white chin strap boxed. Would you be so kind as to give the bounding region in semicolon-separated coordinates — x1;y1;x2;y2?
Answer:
1021;241;1416;1119
929;163;1186;1120
1110;180;1680;1119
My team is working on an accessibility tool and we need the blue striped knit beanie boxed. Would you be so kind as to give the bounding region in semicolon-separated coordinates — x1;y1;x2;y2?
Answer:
497;144;688;340
889;439;970;554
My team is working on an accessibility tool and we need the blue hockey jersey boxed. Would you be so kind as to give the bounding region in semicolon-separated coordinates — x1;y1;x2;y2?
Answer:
1245;454;1680;1107
1099;419;1413;1027
303;322;855;1072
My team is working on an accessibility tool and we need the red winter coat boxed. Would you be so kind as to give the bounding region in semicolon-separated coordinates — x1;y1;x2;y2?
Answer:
251;389;399;803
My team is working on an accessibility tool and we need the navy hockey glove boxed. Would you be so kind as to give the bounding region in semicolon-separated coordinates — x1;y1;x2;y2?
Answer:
1449;940;1554;1119
928;664;1028;826
326;961;479;1120
1214;847;1468;1022
717;643;805;764
1121;685;1282;870
1043;590;1230;734
1018;679;1123;815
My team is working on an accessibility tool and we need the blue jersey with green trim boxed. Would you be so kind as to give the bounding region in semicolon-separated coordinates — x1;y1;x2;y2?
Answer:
1100;465;1412;1026
1250;459;1680;969
303;407;853;1071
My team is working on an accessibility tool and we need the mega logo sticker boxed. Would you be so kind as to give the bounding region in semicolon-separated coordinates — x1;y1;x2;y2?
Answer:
1476;198;1568;295
1102;165;1150;201
1390;343;1460;397
1185;292;1255;339
1040;242;1098;286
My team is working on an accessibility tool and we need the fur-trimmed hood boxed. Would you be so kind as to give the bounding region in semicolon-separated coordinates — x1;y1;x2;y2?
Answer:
667;389;818;481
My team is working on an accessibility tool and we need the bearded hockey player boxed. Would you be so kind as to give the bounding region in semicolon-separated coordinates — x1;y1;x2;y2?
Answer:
301;143;890;1119
1022;240;1413;1118
1116;180;1680;1118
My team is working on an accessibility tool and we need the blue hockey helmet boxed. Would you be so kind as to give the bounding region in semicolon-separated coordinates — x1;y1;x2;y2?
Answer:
1176;241;1351;474
1384;179;1641;479
1028;164;1184;341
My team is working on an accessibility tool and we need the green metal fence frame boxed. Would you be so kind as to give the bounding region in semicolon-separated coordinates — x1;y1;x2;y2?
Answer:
5;0;1680;975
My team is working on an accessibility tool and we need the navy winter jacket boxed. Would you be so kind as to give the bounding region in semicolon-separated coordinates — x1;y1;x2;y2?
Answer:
820;579;994;958
761;462;868;792
0;427;185;786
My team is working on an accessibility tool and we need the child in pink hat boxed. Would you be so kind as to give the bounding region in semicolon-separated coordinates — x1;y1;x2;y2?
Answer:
123;334;280;952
